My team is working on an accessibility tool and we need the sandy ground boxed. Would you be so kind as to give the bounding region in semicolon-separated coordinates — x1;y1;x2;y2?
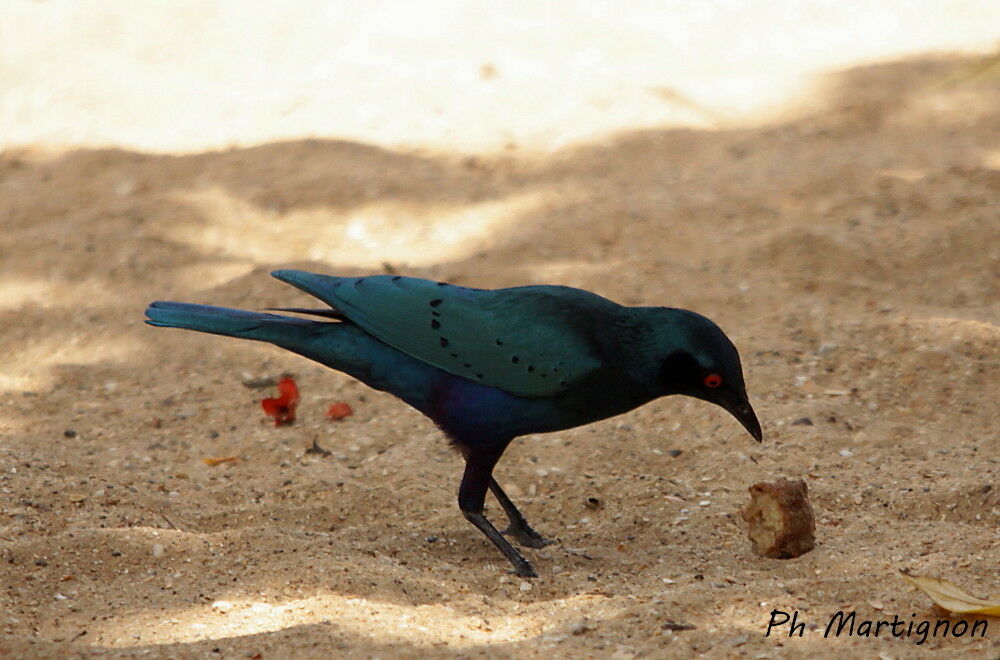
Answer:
1;4;999;659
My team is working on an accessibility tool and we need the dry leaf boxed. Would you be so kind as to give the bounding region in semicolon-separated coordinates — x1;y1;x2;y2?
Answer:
202;456;238;466
900;570;1000;616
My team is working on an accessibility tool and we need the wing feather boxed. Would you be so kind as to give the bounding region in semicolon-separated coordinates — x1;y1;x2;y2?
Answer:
272;271;613;397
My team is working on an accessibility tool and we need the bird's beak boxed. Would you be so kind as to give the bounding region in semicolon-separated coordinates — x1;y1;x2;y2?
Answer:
719;396;763;442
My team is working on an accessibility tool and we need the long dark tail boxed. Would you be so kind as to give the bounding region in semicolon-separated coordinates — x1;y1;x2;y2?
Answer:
145;301;322;345
145;300;444;414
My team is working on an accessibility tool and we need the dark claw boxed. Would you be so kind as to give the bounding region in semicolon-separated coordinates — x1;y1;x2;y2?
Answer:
503;525;555;549
513;561;538;578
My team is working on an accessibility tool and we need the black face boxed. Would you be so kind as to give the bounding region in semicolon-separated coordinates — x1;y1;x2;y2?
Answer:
659;350;762;442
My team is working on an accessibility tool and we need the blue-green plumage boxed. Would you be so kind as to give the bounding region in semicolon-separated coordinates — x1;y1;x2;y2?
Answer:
145;269;761;577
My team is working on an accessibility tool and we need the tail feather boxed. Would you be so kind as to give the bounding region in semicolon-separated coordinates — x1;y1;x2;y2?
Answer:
145;301;319;344
264;307;346;320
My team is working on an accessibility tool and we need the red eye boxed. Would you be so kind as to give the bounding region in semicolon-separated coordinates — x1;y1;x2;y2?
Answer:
704;373;723;388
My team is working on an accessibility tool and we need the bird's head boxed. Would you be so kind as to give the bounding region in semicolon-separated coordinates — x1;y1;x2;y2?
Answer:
646;308;762;442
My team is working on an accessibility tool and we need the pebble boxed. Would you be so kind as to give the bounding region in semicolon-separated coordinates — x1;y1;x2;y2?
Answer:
519;581;532;592
816;343;838;356
114;179;136;197
839;449;854;457
698;500;710;507
212;600;233;613
667;449;682;457
791;417;813;426
63;429;77;438
152;544;164;558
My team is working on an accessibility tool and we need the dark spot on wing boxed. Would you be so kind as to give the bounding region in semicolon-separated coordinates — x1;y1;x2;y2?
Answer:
511;356;519;364
496;339;503;346
432;311;441;317
437;282;447;286
354;278;364;289
476;373;484;379
431;319;440;330
392;276;401;282
527;366;535;373
440;337;449;347
429;299;442;307
450;353;459;358
464;363;471;368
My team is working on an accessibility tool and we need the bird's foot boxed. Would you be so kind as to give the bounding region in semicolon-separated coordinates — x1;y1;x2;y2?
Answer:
503;524;554;549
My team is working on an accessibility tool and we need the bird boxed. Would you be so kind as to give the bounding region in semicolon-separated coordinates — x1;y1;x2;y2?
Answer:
145;270;762;577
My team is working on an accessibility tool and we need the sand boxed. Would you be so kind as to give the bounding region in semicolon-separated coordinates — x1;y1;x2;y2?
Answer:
1;5;999;658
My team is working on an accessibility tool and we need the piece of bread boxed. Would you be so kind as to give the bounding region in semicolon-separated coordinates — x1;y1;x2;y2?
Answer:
741;478;816;559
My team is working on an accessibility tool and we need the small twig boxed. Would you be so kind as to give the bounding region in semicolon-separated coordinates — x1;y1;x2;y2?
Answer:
562;547;594;560
305;438;331;457
160;512;178;531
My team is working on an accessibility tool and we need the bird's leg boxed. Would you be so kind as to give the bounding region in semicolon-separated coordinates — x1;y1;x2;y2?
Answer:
489;478;553;549
458;449;537;578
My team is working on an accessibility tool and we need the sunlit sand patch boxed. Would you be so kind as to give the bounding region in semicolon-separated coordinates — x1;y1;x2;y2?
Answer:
89;591;622;648
527;259;621;285
875;169;928;182
907;316;1000;341
0;332;144;393
0;277;108;310
900;88;1000;127
4;4;999;153
171;261;258;293
160;186;542;267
